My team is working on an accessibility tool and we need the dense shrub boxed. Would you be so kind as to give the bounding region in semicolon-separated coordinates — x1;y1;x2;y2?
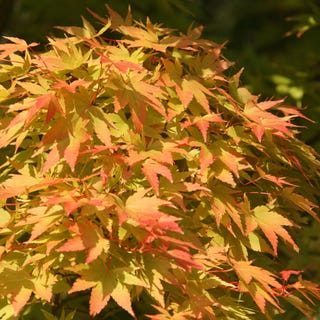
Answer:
0;6;319;320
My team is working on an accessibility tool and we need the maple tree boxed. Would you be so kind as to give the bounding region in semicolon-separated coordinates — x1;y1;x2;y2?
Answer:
0;5;319;320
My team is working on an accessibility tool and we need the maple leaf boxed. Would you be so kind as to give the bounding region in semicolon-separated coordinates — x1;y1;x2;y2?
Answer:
68;260;135;317
16;205;62;242
110;67;167;131
199;144;216;175
246;205;298;255
118;24;171;52
25;94;63;126
42;143;61;173
0;36;38;59
0;267;34;316
64;117;90;171
209;140;247;178
280;270;301;282
142;159;173;195
11;287;32;316
0;174;40;199
243;100;296;141
256;167;296;187
0;7;319;320
233;260;282;312
57;219;110;263
110;282;135;317
105;4;132;28
210;185;243;233
167;249;203;271
210;161;236;186
162;59;214;112
69;261;116;316
181;113;225;142
124;189;176;227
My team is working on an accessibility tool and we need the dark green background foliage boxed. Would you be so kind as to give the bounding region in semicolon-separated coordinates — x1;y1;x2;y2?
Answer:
0;1;319;319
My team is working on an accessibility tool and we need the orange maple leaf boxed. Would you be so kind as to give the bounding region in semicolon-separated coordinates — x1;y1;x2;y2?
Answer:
57;219;109;263
142;159;173;195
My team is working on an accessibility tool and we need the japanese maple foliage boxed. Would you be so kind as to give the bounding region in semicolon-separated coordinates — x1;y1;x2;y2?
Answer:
0;5;319;320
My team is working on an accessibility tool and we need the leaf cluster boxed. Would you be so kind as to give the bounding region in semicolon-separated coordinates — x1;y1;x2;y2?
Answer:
0;6;319;319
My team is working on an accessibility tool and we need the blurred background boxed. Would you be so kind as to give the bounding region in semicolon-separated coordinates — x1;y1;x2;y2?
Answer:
1;0;319;151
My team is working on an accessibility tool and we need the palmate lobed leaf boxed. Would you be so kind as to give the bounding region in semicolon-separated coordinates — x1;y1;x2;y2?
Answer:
0;5;319;320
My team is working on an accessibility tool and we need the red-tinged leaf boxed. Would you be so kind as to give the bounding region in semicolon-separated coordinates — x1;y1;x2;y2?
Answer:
126;190;172;218
90;284;111;317
180;182;210;193
176;82;193;108
66;116;90;171
257;167;296;187
11;287;32;316
69;278;96;294
178;78;212;112
250;123;265;143
86;238;110;264
26;94;51;125
42;144;61;173
57;236;86;252
126;150;148;166
0;174;40;199
210;161;236;187
257;99;284;110
244;102;296;141
252;205;298;255
46;95;63;123
111;282;135;317
210;185;244;232
41;117;68;145
194;114;225;142
113;60;143;73
199;145;215;175
167;249;203;270
129;76;167;118
64;135;80;171
280;270;301;282
51;79;90;94
58;220;109;263
234;260;274;285
195;118;210;142
125;189;178;231
0;36;38;59
156;214;183;234
142;159;173;195
211;141;244;178
278;105;314;122
158;235;199;251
